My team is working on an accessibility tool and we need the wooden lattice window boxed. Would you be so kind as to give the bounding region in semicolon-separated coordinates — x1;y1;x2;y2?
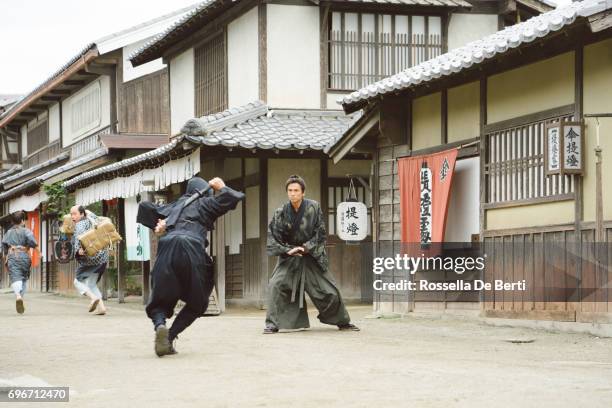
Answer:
484;112;577;206
194;33;227;117
327;178;372;236
328;12;443;91
27;120;48;155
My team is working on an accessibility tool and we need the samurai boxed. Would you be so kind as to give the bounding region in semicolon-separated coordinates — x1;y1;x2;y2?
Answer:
263;175;359;334
138;176;244;357
2;211;38;314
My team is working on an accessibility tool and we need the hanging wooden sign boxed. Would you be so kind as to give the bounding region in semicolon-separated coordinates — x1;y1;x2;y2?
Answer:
544;123;562;176
561;121;584;174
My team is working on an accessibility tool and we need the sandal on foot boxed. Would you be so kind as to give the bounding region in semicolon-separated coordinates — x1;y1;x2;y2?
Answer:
16;299;24;314
88;299;100;313
263;325;279;334
338;323;360;331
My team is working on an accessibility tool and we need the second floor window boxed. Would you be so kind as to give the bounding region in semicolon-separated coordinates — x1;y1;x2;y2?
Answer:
27;120;48;154
195;32;228;117
328;12;443;91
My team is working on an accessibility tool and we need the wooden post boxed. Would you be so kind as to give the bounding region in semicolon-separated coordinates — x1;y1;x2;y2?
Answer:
259;158;268;309
117;198;126;303
214;158;226;312
101;200;109;301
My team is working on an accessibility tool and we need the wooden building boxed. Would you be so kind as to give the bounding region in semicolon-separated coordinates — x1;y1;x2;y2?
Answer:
0;7;195;294
329;0;612;323
59;0;518;309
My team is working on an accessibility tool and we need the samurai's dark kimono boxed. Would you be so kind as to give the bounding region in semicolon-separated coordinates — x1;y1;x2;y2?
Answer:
142;177;245;340
265;199;351;330
2;225;37;284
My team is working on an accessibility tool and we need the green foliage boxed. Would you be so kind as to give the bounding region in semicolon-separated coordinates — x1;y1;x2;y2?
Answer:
43;182;75;218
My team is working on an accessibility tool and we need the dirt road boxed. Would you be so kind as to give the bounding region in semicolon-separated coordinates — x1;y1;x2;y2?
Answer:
1;292;611;408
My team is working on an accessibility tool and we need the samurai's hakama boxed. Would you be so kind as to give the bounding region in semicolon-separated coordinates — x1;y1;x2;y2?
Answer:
2;225;37;285
265;199;351;330
142;178;244;340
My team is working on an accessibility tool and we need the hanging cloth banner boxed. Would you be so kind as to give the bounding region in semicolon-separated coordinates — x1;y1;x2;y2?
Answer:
26;211;41;268
398;148;458;245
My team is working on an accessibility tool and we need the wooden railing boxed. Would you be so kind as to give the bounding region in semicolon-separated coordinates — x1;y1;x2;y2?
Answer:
23;140;62;170
70;126;111;158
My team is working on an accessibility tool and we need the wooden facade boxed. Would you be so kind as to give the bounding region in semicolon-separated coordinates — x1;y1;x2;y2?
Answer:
119;69;170;135
332;18;612;322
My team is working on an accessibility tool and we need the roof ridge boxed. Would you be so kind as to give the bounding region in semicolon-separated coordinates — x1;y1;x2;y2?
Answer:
181;100;268;136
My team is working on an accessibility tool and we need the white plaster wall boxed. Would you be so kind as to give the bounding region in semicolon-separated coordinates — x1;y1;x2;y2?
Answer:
267;159;320;220
228;7;259;107
48;103;61;142
267;4;320;109
445;157;480;242
61;76;111;147
448;14;498;51
123;38;166;82
170;48;195;135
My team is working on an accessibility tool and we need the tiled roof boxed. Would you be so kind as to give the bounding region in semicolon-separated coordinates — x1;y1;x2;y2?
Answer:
129;0;470;65
64;101;361;190
340;0;612;110
320;0;471;6
63;138;186;189
0;165;23;182
0;152;70;189
0;148;108;202
182;101;362;150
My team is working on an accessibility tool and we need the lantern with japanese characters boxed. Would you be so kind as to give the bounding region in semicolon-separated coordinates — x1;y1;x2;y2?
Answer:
337;179;368;241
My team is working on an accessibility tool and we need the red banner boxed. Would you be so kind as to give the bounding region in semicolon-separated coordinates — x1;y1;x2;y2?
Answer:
26;211;40;268
398;148;458;244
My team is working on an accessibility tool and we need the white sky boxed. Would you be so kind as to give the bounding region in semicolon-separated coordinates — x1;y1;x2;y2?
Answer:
0;0;572;95
0;0;200;95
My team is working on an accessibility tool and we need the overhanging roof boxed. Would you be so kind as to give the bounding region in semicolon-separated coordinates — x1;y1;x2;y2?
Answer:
0;148;109;202
130;0;470;66
64;101;361;190
340;0;612;113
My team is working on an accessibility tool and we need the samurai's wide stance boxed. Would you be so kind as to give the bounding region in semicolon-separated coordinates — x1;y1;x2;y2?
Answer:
264;175;359;334
139;176;244;357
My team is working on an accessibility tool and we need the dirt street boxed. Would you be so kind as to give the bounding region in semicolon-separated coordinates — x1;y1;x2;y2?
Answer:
1;291;611;408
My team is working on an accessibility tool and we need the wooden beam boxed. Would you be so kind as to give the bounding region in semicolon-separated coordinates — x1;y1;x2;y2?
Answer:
0;47;98;128
28;104;47;111
40;96;62;102
441;89;448;145
117;198;126;303
63;80;85;86
77;69;98;76
85;64;114;77
258;3;267;102
259;158;268;308
49;89;71;96
214;158;226;312
320;4;331;108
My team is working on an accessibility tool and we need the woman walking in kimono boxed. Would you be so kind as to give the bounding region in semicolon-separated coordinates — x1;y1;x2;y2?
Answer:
2;211;38;314
263;175;359;334
70;205;108;315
